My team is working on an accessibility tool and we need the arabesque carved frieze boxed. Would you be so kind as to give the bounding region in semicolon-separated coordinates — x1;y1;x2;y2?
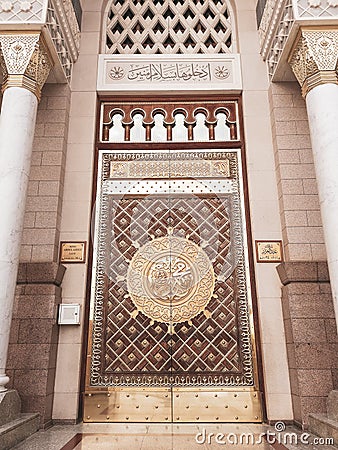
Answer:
0;32;53;99
259;0;338;80
298;0;338;17
289;28;338;96
0;0;45;21
0;0;80;82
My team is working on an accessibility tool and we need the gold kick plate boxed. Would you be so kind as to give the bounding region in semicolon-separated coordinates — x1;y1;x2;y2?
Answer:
172;389;262;422
83;389;262;423
84;388;171;422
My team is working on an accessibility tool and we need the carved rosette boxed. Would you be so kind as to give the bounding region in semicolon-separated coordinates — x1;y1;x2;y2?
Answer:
289;28;338;97
0;32;53;100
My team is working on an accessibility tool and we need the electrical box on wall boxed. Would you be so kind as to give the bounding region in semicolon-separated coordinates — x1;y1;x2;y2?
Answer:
58;304;81;325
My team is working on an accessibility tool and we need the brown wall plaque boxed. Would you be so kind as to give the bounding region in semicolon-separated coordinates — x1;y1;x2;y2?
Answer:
255;240;283;263
60;241;86;263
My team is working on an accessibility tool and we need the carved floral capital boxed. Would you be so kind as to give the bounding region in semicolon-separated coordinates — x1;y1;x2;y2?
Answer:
0;32;53;101
289;28;338;97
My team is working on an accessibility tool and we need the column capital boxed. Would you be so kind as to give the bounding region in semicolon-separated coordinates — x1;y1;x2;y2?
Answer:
288;28;338;97
0;32;53;101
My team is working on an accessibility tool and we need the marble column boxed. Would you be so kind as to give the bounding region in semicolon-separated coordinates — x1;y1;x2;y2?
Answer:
0;33;53;391
289;28;338;331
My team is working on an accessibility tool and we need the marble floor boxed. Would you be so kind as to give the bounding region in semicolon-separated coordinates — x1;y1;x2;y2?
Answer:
11;423;337;450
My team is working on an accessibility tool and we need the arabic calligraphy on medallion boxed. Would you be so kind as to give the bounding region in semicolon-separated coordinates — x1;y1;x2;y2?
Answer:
126;232;215;333
148;255;194;305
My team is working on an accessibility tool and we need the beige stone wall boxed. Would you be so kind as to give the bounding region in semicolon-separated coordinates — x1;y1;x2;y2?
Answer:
269;82;326;262
269;82;337;426
237;0;293;422
52;0;103;420
20;84;71;263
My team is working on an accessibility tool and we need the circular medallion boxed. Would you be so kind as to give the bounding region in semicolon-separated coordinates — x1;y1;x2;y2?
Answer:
109;66;125;80
127;234;215;325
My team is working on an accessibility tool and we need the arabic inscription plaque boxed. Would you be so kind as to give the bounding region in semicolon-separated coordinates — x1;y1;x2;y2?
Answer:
255;240;283;263
98;55;242;92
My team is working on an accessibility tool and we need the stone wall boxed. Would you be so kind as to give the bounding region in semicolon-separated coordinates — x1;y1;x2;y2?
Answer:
20;84;71;262
270;82;338;427
6;263;65;427
277;262;338;427
269;82;326;261
51;0;100;421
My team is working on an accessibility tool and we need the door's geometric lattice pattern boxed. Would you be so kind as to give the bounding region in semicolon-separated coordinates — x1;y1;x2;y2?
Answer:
106;197;238;376
105;0;234;54
89;151;255;388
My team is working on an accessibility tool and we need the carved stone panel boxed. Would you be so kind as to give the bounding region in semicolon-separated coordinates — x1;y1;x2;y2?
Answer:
104;0;234;54
98;55;242;93
0;32;53;99
0;0;80;82
259;0;338;81
0;0;45;22
289;28;338;96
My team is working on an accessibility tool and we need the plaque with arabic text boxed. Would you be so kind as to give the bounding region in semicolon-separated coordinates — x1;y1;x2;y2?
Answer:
255;240;283;263
98;54;242;92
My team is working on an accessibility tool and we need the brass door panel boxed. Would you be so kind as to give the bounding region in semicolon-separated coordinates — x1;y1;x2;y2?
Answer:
83;389;262;423
84;389;172;422
84;150;262;422
172;389;262;422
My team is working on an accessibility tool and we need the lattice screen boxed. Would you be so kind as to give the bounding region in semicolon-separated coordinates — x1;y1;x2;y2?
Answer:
105;0;234;54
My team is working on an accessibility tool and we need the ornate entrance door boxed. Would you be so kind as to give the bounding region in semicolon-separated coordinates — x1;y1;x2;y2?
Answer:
83;98;263;423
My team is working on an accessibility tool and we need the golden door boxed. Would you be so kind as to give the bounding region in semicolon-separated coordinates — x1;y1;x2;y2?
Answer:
83;99;263;423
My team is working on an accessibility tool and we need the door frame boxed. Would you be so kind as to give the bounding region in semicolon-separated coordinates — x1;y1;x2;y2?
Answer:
78;93;266;423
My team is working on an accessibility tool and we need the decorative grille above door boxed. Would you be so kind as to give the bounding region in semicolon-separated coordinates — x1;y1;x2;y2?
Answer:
100;99;240;143
104;0;235;54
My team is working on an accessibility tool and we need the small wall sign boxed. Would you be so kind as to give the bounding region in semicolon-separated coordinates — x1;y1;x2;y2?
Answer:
60;241;86;263
255;240;283;263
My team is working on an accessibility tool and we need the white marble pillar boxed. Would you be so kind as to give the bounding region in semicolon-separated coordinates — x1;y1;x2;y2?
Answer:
306;83;338;330
0;87;38;391
289;28;338;331
0;33;52;392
